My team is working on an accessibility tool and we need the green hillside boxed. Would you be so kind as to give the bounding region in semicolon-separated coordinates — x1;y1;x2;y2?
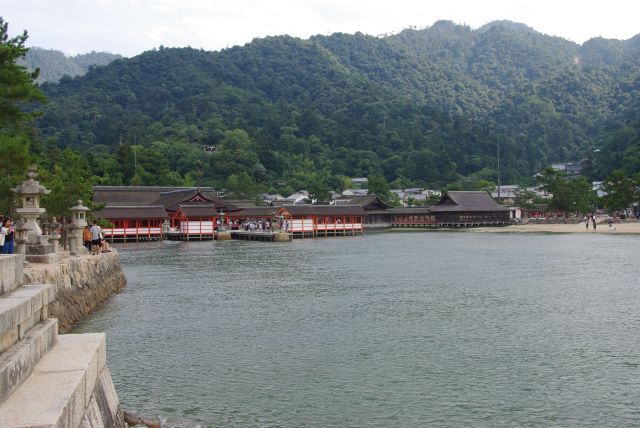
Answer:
32;21;640;195
19;47;121;83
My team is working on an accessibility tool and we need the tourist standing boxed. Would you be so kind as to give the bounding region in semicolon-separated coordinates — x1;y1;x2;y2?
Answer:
83;225;92;249
90;220;102;255
585;215;589;230
592;216;597;231
1;219;15;254
0;218;4;254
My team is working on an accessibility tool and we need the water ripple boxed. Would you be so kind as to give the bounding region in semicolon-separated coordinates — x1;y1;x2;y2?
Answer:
75;233;640;427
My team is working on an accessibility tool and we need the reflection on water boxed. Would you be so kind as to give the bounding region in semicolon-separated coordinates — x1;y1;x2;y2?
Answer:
74;233;640;427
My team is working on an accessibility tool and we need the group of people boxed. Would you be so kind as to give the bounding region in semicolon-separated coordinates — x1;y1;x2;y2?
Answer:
239;219;272;232
82;220;111;255
584;214;597;231
0;217;15;254
1;215;113;256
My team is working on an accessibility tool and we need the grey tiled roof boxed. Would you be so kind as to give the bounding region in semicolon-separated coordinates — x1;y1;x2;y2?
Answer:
95;205;169;219
429;191;509;212
278;205;366;216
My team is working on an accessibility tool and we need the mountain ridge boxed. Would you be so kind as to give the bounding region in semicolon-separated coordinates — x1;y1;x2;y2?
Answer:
19;47;122;83
32;20;640;191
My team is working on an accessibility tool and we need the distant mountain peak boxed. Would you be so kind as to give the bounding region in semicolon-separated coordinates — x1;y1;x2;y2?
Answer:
477;20;536;34
20;47;122;83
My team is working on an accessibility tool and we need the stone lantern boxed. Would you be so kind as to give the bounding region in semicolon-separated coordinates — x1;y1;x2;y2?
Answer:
47;216;61;253
68;200;91;255
11;166;62;263
69;200;91;228
13;219;31;256
216;209;231;240
11;165;51;244
217;209;226;232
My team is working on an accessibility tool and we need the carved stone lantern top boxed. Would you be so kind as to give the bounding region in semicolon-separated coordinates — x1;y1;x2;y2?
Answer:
14;218;31;232
69;200;91;214
11;165;51;212
11;165;51;200
13;219;31;242
48;216;60;234
69;199;91;227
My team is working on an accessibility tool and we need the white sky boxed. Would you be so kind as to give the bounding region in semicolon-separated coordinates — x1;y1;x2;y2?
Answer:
3;0;639;57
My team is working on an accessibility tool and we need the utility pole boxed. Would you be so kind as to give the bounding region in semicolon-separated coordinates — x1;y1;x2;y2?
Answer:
133;131;138;174
497;132;501;199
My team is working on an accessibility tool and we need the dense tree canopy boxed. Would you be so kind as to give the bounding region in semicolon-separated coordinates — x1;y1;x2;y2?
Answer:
537;168;598;214
0;17;46;214
0;18;99;217
19;47;121;84
602;170;639;213
0;18;46;131
8;20;640;209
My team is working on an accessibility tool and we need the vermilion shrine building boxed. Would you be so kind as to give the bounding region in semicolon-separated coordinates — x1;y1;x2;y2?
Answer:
93;187;510;241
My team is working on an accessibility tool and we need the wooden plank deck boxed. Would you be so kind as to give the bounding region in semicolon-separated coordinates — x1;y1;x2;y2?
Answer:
230;231;292;242
165;231;215;241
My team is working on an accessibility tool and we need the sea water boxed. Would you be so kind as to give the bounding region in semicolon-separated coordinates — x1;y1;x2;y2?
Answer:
74;232;640;427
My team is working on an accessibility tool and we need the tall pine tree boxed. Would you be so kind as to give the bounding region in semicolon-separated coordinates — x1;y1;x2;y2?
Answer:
0;17;46;214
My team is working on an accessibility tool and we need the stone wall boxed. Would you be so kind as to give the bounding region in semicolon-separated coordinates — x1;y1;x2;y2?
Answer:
22;252;127;332
522;217;584;225
82;366;126;427
0;254;24;294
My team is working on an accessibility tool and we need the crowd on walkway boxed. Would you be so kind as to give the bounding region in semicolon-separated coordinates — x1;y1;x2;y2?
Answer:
239;219;272;232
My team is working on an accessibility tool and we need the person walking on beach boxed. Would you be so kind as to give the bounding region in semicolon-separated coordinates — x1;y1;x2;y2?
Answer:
90;220;102;255
592;215;597;231
585;215;589;230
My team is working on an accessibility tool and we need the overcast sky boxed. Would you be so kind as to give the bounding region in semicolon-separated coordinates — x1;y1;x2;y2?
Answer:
3;0;639;57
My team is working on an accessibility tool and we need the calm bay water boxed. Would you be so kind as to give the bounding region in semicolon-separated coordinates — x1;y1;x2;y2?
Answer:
74;232;640;427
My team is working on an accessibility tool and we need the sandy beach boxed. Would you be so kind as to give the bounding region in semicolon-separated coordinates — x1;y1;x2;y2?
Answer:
472;221;640;234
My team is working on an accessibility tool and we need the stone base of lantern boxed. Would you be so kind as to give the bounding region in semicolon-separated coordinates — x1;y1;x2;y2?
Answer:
25;242;55;264
26;252;61;264
26;242;52;254
27;234;49;246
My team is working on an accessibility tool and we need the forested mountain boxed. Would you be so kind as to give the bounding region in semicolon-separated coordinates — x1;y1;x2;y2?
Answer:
32;21;640;196
19;48;121;83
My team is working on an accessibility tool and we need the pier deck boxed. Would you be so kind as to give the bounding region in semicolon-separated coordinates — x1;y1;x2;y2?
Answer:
165;231;215;241
230;231;292;242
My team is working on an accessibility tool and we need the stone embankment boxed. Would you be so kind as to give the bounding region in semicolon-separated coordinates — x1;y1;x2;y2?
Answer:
0;252;127;427
23;252;127;332
520;217;583;224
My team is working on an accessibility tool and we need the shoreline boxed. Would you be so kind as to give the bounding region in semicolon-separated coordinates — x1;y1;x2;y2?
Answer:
389;221;640;235
470;221;640;234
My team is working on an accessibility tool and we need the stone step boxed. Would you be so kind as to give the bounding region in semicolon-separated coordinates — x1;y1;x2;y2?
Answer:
0;318;58;404
0;254;25;295
0;333;106;428
0;284;55;354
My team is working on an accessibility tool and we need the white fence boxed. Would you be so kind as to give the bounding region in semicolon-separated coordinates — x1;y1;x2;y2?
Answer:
103;227;162;237
286;219;313;232
315;223;362;231
179;221;215;235
285;219;362;233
